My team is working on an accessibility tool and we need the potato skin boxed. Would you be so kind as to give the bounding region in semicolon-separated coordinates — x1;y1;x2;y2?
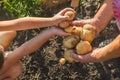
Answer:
81;24;97;43
80;29;96;43
59;21;70;28
64;49;75;63
64;26;74;33
72;26;83;35
59;58;66;65
64;11;75;20
64;26;83;35
63;35;80;49
83;24;96;31
76;41;92;55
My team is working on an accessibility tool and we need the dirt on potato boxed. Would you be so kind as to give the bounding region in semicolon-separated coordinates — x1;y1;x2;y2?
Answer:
1;0;120;80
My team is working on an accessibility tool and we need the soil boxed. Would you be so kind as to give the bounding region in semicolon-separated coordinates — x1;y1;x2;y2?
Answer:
1;0;120;80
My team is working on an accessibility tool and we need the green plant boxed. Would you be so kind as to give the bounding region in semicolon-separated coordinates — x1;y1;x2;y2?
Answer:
1;0;43;17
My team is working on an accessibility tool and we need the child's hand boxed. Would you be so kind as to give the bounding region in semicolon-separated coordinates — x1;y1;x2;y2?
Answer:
52;8;75;26
50;27;71;36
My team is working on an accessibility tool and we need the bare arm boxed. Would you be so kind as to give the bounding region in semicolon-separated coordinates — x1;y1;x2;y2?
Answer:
0;8;75;31
92;0;114;33
0;17;58;31
72;0;114;33
94;34;120;62
0;27;69;74
71;0;120;63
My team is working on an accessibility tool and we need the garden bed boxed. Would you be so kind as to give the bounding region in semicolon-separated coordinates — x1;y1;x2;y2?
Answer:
1;0;120;80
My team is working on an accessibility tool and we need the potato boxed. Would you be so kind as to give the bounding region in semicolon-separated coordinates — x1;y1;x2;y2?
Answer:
64;26;83;35
63;35;80;48
83;24;96;31
80;29;95;43
64;11;75;20
80;24;97;43
59;21;70;28
76;40;92;55
64;26;74;33
59;58;66;65
64;49;75;63
72;26;83;35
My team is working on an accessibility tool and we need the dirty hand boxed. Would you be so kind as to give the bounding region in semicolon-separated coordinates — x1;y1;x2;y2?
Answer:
70;48;107;63
52;8;75;26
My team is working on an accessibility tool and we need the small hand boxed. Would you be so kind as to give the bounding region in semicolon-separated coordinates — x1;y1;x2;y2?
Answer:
50;27;71;36
52;8;75;26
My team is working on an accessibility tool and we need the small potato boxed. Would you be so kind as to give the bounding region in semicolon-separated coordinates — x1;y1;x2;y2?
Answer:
83;24;96;31
63;35;80;48
64;26;74;33
81;29;96;43
59;21;70;28
80;24;97;43
59;58;66;65
64;26;83;35
64;49;75;63
72;26;83;35
76;40;92;55
64;11;75;20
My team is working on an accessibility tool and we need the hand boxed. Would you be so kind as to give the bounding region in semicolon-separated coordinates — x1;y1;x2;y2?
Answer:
70;48;106;63
52;8;75;26
0;61;23;80
71;19;93;26
49;27;71;36
71;19;102;33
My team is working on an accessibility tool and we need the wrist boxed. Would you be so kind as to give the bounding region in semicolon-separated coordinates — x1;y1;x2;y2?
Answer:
50;17;56;26
47;28;57;36
91;47;108;62
84;18;106;34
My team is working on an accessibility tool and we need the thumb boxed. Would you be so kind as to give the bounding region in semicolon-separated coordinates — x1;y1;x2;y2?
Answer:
60;16;69;21
71;20;85;26
70;53;83;62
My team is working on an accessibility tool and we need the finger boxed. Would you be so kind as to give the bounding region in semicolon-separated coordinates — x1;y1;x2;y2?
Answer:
60;16;69;21
70;53;83;61
71;53;91;63
71;20;85;26
60;31;71;36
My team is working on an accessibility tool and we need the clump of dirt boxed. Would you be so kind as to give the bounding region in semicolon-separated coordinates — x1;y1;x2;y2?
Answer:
3;0;120;80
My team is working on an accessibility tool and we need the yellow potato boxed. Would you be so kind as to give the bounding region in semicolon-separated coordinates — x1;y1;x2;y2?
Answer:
72;26;83;35
59;58;66;65
80;24;97;43
63;35;80;48
64;11;75;20
64;26;74;33
80;29;96;43
64;26;83;35
83;24;96;31
59;21;70;28
76;40;92;55
64;49;75;63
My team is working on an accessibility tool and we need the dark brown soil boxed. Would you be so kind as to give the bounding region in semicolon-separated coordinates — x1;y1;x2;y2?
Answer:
1;1;120;80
